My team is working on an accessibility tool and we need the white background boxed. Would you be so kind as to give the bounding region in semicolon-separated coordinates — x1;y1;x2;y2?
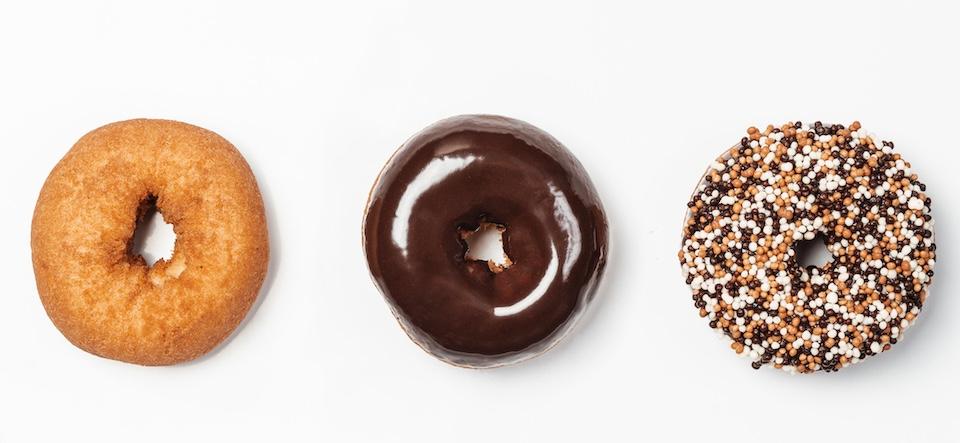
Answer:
1;1;958;441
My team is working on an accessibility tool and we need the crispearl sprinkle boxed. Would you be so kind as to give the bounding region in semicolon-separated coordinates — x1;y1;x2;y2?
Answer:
679;121;936;373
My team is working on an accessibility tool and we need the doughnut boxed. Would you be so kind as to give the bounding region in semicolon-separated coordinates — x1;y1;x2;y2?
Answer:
363;115;608;368
679;121;936;373
31;119;269;366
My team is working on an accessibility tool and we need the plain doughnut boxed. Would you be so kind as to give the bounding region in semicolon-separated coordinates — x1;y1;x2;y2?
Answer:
31;119;269;365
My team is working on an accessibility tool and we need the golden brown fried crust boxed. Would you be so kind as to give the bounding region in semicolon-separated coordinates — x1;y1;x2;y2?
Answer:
31;119;269;365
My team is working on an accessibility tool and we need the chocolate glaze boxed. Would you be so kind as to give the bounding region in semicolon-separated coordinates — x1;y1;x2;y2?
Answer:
363;115;608;367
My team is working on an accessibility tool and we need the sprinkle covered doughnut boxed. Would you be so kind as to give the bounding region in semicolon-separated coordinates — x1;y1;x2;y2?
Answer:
32;119;269;365
679;121;936;373
363;115;608;368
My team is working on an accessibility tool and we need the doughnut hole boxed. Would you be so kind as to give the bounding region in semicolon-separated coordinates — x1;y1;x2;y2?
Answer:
129;194;176;267
459;220;512;273
794;232;833;269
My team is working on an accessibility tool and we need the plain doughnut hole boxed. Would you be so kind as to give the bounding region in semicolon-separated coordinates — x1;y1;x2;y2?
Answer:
461;221;512;273
795;233;832;268
130;196;176;266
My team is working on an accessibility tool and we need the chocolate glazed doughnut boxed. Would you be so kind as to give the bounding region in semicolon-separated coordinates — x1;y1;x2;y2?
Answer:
363;115;608;368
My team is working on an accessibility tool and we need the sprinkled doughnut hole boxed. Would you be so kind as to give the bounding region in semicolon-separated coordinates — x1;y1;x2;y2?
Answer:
679;121;936;373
